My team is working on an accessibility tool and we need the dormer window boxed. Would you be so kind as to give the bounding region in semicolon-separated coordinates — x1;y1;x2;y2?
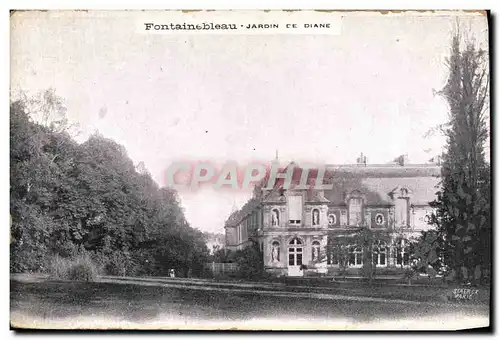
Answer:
288;195;302;225
395;198;408;226
389;186;411;227
348;197;363;226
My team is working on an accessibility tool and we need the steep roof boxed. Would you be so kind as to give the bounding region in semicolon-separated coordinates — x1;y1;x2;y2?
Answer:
225;197;260;228
261;164;440;204
225;210;240;227
324;164;440;178
322;166;440;206
226;163;441;226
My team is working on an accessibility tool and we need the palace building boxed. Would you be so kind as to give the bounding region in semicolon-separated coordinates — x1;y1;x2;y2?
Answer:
224;155;440;277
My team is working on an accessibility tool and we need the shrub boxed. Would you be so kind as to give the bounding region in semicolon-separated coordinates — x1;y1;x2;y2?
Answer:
49;255;99;281
49;255;71;279
67;256;99;281
235;243;264;280
102;252;138;276
403;267;418;285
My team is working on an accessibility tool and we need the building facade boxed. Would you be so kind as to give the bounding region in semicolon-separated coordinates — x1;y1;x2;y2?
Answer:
224;160;440;277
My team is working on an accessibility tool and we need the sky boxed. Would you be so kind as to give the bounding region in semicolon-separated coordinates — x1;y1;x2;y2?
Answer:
10;11;489;234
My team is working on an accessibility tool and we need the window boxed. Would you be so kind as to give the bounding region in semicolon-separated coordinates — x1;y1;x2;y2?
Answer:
330;255;338;265
312;241;321;262
396;239;410;266
395;198;408;226
327;244;340;265
328;214;336;227
271;241;280;262
240;223;246;241
349;198;363;226
271;209;280;227
328;244;349;265
312;209;320;226
288;238;303;266
348;245;363;267
373;240;387;266
375;213;385;226
288;195;303;225
328;249;338;265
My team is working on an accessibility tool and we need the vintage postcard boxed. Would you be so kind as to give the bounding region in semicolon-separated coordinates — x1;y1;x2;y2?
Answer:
10;9;491;330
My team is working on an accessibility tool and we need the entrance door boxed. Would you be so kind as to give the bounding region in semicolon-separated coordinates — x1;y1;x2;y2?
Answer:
288;238;304;277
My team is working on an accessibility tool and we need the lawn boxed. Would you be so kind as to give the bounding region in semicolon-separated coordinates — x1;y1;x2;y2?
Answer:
97;274;491;305
10;276;490;330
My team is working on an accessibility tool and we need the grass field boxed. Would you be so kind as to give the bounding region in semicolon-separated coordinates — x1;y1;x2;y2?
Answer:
10;276;490;330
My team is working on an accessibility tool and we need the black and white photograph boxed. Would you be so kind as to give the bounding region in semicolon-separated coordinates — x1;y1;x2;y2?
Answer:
9;9;491;330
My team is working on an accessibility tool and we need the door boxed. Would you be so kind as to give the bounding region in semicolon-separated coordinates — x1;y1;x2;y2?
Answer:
288;238;304;277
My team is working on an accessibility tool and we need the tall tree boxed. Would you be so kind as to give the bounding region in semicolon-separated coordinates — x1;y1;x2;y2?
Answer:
430;28;490;284
10;90;209;276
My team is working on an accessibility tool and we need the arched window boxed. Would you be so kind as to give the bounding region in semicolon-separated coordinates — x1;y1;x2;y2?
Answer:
312;209;320;226
271;209;280;227
396;238;410;267
328;214;336;227
327;243;339;265
348;245;363;267
327;244;338;265
328;244;350;266
373;240;387;266
312;240;321;262
271;241;280;262
288;238;303;266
